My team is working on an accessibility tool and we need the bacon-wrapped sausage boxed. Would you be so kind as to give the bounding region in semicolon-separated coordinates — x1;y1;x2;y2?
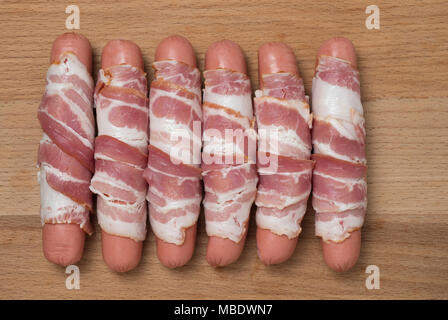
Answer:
144;35;202;268
39;33;94;266
311;37;366;272
90;40;148;272
202;40;258;267
254;43;314;265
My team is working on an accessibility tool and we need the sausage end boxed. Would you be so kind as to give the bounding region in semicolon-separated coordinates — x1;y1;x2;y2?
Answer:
321;230;361;272
156;224;197;268
101;40;144;70
51;32;92;73
101;231;142;273
258;42;299;80
317;37;357;67
155;35;197;67
42;223;85;266
256;228;297;265
205;40;247;74
206;234;247;267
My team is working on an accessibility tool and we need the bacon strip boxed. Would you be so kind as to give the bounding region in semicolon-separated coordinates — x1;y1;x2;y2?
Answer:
90;64;148;241
254;73;313;239
202;69;258;243
37;53;94;234
312;56;367;242
144;60;202;245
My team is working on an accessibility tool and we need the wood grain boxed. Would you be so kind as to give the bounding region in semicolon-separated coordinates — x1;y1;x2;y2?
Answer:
0;0;447;299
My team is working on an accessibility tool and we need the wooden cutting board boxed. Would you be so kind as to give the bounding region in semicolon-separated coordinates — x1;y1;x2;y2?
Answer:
1;0;447;300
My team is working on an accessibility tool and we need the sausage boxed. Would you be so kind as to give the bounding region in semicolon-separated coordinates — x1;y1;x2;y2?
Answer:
317;37;357;68
42;224;85;267
49;33;92;73
255;43;313;264
321;229;361;272
203;40;257;266
154;35;197;66
312;37;365;272
41;32;94;266
146;35;201;268
93;40;148;272
258;42;298;77
205;40;247;73
101;40;144;70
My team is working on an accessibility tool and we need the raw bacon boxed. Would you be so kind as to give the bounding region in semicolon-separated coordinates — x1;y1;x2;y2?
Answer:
254;73;313;239
90;64;148;241
312;55;367;242
144;60;202;245
202;69;258;243
37;52;94;234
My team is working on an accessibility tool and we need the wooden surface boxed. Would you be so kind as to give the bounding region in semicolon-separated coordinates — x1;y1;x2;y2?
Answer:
0;0;447;300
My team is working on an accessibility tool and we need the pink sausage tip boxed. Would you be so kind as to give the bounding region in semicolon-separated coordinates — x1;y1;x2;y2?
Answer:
256;228;298;265
101;230;142;273
206;235;246;267
101;39;144;70
156;225;197;269
155;35;197;67
42;223;85;266
205;39;247;74
317;37;357;67
258;42;299;78
51;32;92;73
321;230;361;272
